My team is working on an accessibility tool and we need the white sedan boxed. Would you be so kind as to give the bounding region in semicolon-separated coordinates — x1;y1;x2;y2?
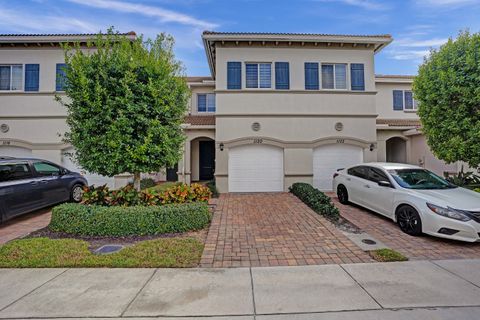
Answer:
333;162;480;242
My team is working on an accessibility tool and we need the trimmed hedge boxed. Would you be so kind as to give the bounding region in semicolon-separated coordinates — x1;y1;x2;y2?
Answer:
49;202;211;236
289;183;340;221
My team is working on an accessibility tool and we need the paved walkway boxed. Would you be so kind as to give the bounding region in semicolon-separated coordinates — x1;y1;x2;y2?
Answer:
1;259;480;319
0;209;51;244
331;197;480;260
201;193;372;268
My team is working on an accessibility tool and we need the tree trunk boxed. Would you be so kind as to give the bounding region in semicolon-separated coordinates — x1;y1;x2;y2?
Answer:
133;172;141;191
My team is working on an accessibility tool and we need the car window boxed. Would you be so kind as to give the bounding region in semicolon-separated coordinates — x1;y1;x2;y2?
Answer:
388;168;456;190
0;162;33;182
368;167;390;183
347;166;368;179
33;162;61;176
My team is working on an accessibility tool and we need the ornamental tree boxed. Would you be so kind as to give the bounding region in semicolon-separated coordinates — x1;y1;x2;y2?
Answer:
413;31;480;170
58;30;189;190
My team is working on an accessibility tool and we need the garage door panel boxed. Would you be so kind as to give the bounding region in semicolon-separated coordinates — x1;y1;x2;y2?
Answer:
229;145;284;192
62;148;115;188
313;144;363;191
0;146;33;158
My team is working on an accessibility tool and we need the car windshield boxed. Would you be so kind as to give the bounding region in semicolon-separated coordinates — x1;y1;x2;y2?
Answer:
388;169;457;190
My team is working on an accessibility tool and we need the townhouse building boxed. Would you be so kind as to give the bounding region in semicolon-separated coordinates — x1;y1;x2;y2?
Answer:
0;32;458;192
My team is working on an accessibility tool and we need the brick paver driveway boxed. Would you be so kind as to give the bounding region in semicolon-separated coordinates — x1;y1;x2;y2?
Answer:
0;209;51;244
201;193;372;268
331;197;480;260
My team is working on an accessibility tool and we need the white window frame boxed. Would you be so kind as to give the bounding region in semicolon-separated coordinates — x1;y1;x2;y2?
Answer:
403;90;418;111
321;63;349;90
197;93;216;113
0;64;24;91
245;62;272;89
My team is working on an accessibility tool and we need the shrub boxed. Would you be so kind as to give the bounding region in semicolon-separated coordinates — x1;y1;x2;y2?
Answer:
475;188;480;193
159;183;212;204
444;170;480;189
81;184;110;206
205;180;219;198
289;182;340;221
140;178;156;190
49;202;211;236
81;183;211;206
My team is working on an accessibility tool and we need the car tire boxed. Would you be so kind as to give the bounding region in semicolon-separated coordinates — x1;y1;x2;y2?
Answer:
396;204;422;236
70;184;84;203
337;185;349;205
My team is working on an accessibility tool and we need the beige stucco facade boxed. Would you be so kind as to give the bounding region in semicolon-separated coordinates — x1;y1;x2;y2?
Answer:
0;32;461;192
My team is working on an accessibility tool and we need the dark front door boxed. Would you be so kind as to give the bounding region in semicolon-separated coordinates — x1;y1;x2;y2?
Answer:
199;140;215;181
166;164;178;182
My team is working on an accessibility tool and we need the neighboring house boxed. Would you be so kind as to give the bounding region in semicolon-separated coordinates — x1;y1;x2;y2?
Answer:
0;33;136;188
0;32;459;192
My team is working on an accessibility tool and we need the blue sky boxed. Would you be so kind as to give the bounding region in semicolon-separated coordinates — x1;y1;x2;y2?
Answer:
1;0;479;76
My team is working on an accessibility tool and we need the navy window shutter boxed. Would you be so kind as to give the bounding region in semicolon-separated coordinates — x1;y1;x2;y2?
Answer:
350;63;365;91
197;94;207;112
393;90;404;110
25;64;40;92
275;62;289;89
227;62;241;89
56;63;67;91
304;62;319;90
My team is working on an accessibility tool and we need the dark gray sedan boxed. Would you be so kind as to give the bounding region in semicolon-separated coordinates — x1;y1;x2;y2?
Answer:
0;157;87;223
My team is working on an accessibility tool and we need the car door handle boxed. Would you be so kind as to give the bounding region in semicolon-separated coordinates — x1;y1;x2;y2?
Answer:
40;180;49;184
364;184;371;188
30;181;38;185
346;178;351;181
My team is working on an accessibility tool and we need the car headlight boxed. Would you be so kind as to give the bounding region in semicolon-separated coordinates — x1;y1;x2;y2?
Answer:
426;203;471;222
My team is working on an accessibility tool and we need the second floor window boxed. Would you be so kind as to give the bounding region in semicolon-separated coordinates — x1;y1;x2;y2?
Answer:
56;63;68;91
393;90;417;111
246;63;271;88
197;93;215;112
0;65;23;91
322;63;347;89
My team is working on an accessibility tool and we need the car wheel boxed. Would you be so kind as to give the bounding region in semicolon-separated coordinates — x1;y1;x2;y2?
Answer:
337;185;349;204
70;184;84;203
396;205;422;236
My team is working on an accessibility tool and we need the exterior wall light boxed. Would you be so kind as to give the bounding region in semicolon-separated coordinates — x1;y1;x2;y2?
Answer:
370;143;375;151
219;143;224;151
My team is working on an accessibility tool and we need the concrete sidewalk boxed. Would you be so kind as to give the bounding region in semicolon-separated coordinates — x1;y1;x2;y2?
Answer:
1;259;480;319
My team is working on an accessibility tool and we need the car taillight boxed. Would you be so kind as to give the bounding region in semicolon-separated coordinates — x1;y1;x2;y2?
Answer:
333;173;339;179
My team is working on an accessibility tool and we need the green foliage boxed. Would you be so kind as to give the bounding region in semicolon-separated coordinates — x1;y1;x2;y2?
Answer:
289;183;340;221
147;181;178;193
58;29;190;187
444;169;480;189
474;188;480;193
413;30;480;169
370;249;408;262
49;202;211;236
205;180;219;198
81;183;211;206
140;178;156;190
0;237;203;268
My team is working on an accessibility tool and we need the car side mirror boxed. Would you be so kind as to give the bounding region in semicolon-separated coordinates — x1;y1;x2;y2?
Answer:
378;181;391;188
60;169;68;176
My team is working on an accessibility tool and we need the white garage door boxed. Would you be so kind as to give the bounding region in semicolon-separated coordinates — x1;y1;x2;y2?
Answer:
62;148;115;188
313;144;363;191
0;146;33;158
229;144;284;192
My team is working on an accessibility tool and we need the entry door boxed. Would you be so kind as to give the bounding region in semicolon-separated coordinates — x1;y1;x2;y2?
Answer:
166;164;178;182
199;141;215;181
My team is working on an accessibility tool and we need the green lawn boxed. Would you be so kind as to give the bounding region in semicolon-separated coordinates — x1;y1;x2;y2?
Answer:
370;248;408;262
0;237;204;268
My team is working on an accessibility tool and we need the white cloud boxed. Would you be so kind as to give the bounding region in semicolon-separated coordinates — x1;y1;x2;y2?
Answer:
67;0;218;29
395;37;448;47
389;49;431;60
0;8;99;33
414;0;477;6
315;0;389;10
